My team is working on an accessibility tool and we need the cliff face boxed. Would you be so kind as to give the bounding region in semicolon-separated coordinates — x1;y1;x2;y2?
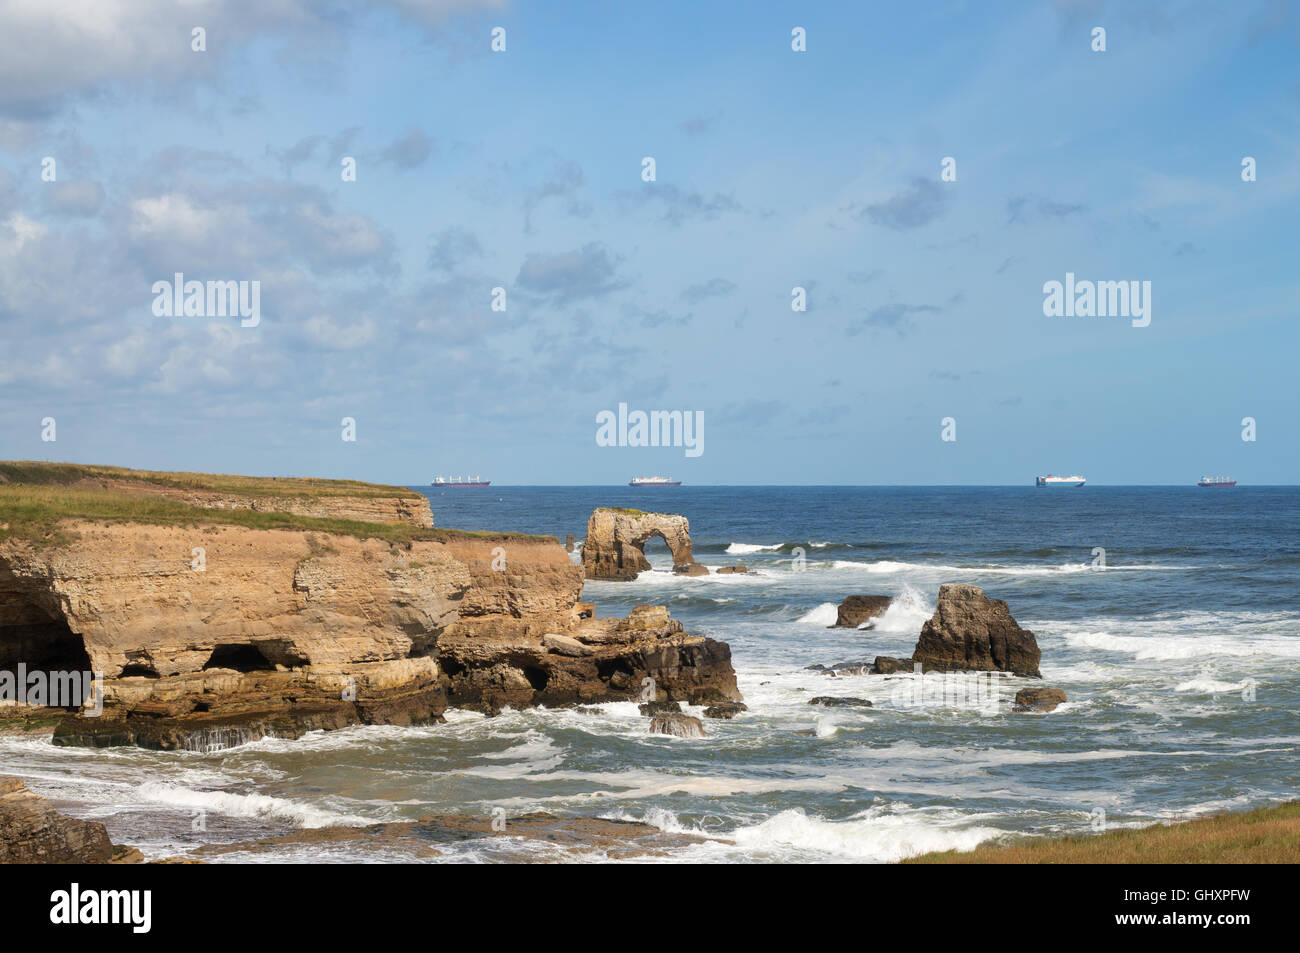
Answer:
0;522;470;748
0;477;741;748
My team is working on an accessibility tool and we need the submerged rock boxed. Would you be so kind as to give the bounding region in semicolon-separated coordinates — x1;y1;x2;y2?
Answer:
1013;687;1067;712
912;584;1042;678
639;699;682;716
808;696;873;708
832;595;892;628
715;566;748;574
872;656;916;675
702;702;748;719
673;563;710;577
649;713;706;737
814;661;874;677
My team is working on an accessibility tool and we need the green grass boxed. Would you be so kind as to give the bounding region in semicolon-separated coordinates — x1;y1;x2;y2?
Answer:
902;802;1300;864
0;476;552;548
0;461;424;500
601;507;674;517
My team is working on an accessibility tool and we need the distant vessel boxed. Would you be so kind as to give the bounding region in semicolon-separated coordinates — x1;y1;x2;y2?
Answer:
628;475;682;487
1036;474;1086;487
432;475;491;488
1197;476;1236;487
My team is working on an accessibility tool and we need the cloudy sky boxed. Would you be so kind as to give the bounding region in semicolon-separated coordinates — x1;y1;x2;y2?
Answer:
1;0;1297;485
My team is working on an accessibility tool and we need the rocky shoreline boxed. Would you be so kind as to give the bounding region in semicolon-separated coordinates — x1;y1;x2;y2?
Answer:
1;467;1079;863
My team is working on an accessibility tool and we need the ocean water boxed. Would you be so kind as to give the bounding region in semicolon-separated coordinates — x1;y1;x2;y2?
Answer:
4;486;1297;863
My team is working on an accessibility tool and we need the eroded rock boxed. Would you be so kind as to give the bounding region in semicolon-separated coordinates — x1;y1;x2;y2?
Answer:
808;696;873;708
649;713;706;737
832;595;892;628
913;584;1041;677
0;776;124;863
1013;687;1067;712
581;508;698;580
702;702;748;719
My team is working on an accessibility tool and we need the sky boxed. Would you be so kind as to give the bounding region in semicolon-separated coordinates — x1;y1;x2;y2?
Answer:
0;0;1297;485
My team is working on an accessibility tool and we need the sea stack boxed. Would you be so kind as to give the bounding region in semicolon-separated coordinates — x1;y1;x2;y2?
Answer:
581;508;699;580
912;584;1042;677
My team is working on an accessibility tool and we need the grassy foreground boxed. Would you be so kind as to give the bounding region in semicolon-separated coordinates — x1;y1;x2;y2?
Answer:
0;462;549;546
903;802;1300;864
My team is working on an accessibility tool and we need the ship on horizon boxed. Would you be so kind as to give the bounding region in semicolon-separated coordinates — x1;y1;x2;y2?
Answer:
432;475;491;488
1035;474;1086;487
628;475;682;487
1197;476;1237;487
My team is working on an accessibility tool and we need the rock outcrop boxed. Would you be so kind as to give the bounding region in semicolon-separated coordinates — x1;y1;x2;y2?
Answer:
649;713;706;737
913;584;1041;677
582;508;698;580
0;776;130;863
832;595;892;628
808;696;873;708
439;554;743;712
1013;687;1067;712
0;468;743;748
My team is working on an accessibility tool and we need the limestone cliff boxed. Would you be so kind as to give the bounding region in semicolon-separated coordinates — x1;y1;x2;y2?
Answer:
582;508;698;580
0;467;741;748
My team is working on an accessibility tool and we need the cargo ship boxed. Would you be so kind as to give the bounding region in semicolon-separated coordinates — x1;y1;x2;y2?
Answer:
1197;476;1236;487
431;475;491;487
628;475;682;487
1035;474;1086;487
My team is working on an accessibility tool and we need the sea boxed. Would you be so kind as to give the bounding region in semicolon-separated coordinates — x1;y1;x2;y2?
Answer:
3;486;1297;863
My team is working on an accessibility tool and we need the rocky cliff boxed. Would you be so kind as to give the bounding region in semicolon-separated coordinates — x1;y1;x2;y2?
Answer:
0;468;741;747
582;508;698;580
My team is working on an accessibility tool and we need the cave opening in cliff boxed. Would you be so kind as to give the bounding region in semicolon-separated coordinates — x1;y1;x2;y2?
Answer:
0;574;93;708
522;666;550;692
203;643;277;672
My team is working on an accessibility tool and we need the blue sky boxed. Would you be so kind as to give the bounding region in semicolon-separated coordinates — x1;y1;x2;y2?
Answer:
0;0;1297;485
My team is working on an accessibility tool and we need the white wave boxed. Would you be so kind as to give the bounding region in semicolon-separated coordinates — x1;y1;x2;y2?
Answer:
814;718;841;738
867;585;932;635
1064;629;1300;662
725;542;783;555
134;782;373;829
797;602;840;626
726;806;1004;863
829;559;1188;576
1174;676;1252;694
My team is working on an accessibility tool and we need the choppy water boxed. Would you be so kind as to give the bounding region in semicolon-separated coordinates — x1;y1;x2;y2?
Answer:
4;487;1297;862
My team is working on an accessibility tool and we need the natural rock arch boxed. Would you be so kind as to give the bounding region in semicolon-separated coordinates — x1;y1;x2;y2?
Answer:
582;508;697;580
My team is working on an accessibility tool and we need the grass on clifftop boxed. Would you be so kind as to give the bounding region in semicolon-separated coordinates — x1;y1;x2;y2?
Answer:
0;461;424;500
0;475;551;548
902;802;1300;864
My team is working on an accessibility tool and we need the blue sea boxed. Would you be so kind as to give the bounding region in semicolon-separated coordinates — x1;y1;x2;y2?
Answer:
4;486;1297;862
